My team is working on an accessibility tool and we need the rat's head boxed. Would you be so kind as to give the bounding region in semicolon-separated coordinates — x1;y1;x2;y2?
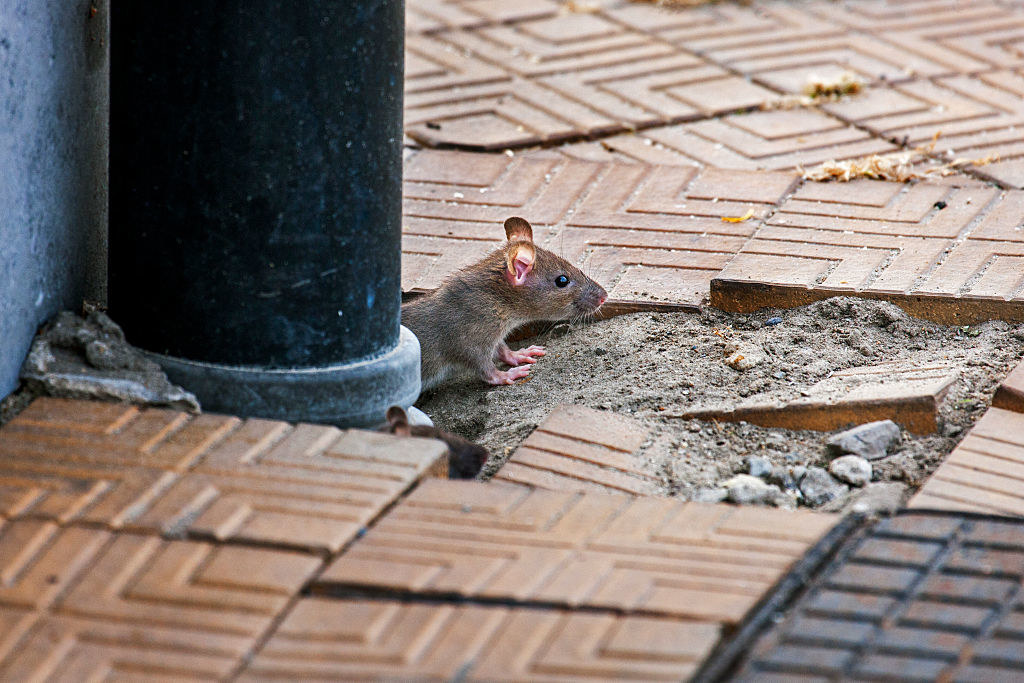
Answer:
501;217;607;321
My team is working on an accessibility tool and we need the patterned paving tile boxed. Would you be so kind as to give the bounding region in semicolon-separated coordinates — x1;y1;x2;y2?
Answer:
724;511;1024;681
493;404;657;494
0;398;448;553
0;611;246;680
711;180;1024;325
909;407;1024;516
314;479;838;624
406;0;560;34
0;523;321;680
240;598;720;681
677;360;958;435
822;71;1024;188
403;149;798;306
404;14;778;150
994;358;1024;413
556;108;900;171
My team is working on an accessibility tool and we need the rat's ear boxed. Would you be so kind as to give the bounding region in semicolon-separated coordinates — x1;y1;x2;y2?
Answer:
386;406;411;437
506;241;536;285
504;216;534;243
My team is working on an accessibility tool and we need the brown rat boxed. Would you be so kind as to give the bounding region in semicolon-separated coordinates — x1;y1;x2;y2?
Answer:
402;216;607;389
383;406;489;479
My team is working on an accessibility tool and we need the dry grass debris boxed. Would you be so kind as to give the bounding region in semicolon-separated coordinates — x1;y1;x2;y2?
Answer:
799;133;999;182
763;72;865;110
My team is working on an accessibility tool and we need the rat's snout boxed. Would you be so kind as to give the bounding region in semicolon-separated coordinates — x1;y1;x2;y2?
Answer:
579;282;608;313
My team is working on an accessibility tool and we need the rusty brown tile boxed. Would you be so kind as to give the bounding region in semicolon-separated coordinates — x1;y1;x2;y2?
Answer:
129;421;447;552
558;108;899;172
241;597;720;681
0;397;240;470
675;361;958;435
0;399;447;552
404;13;777;150
994;359;1024;414
0;612;248;681
493;404;656;495
0;522;109;610
314;480;838;624
910;407;1024;516
403;150;798;306
711;182;1024;325
823;72;1024;188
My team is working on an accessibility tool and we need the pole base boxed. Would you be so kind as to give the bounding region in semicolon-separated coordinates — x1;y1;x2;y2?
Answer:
150;326;420;428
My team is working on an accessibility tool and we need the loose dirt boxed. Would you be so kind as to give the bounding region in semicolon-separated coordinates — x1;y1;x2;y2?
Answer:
416;297;1024;507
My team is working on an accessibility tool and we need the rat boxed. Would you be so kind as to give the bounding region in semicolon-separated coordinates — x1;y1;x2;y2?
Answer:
402;216;607;389
383;406;489;479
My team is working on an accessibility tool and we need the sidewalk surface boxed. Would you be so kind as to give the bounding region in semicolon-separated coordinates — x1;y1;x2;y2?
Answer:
2;0;1024;679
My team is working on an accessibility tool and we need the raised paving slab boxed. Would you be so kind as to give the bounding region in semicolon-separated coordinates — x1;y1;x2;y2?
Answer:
909;407;1024;517
711;181;1024;325
676;360;958;435
493;404;656;494
403;148;798;305
994;358;1024;414
0;398;447;552
722;511;1024;682
314;479;838;625
241;597;721;681
0;522;320;680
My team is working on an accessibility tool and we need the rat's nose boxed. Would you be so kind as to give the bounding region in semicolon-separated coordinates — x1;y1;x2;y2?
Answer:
597;293;607;307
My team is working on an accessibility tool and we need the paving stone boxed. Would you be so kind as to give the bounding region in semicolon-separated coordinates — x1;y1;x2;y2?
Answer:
494;404;657;495
0;397;240;470
129;421;447;552
52;534;320;637
994;359;1024;413
241;597;720;681
823;73;1024;188
0;522;109;610
558;108;899;172
0;398;448;552
406;0;560;34
712;182;1024;325
314;479;838;624
403;149;798;305
677;361;957;434
727;512;1024;681
404;15;777;150
909;407;1024;516
0;612;248;681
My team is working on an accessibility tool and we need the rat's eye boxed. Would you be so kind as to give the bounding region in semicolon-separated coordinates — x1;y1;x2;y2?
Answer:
555;275;570;288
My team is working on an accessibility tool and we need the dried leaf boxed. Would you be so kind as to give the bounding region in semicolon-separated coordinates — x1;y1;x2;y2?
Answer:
803;72;862;99
722;208;756;223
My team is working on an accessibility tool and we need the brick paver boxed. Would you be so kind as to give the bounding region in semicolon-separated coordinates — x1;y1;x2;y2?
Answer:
994;359;1024;413
0;398;447;552
724;512;1024;681
315;479;837;624
558;109;900;171
405;13;778;150
909;407;1024;516
823;72;1024;188
712;182;1024;325
494;404;656;494
677;361;958;434
241;598;720;681
0;522;320;680
403;149;797;305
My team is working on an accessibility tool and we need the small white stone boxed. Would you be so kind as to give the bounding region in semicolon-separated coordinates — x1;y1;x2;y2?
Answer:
829;455;872;487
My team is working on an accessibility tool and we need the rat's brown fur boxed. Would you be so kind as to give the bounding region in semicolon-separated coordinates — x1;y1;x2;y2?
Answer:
402;217;607;389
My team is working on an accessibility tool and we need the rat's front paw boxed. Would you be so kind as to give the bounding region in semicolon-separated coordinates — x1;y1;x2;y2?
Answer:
484;365;532;385
499;345;546;366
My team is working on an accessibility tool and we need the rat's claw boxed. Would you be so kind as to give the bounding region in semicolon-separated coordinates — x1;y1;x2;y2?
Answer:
485;365;531;385
499;345;546;367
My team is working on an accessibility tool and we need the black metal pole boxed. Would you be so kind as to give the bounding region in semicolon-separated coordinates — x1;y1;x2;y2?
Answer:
109;1;418;426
